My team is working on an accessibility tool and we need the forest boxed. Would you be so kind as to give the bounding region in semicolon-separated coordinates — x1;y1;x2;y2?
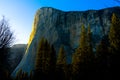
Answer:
0;13;120;80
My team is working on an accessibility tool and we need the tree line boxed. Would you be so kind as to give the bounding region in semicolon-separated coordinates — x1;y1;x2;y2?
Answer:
14;13;120;80
1;13;120;80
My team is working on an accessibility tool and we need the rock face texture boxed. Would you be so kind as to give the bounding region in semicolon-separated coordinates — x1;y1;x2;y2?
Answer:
12;6;120;76
9;44;27;72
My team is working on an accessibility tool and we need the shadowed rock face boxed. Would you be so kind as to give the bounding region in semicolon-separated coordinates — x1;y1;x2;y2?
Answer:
12;6;120;76
9;44;27;72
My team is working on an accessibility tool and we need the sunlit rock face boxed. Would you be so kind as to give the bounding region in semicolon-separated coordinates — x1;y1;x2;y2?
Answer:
12;6;120;76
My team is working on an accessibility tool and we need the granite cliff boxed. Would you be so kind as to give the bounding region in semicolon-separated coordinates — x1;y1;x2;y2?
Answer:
9;44;27;72
12;6;120;76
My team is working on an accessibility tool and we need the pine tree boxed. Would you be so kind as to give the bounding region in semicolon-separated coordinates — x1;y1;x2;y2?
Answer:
96;37;109;63
96;38;109;60
35;38;45;73
86;25;95;78
15;69;28;80
35;38;56;79
56;45;66;65
48;45;56;79
96;37;110;79
72;52;80;76
35;38;49;80
87;25;94;63
29;71;33;80
73;24;87;64
43;39;50;74
109;13;120;53
56;45;67;80
108;13;120;78
72;24;88;80
72;24;95;79
49;45;56;72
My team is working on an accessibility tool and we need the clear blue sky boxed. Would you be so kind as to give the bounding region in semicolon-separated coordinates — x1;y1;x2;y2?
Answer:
0;0;119;44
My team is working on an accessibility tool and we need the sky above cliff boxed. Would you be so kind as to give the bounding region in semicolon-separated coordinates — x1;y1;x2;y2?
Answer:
0;0;119;44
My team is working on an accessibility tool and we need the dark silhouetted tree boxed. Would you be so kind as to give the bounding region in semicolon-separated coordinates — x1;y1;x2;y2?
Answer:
72;52;80;80
0;17;14;48
35;38;56;80
0;17;14;79
73;24;87;63
15;69;28;80
72;24;88;80
87;25;94;63
108;13;120;79
56;45;66;65
96;37;109;79
35;38;44;73
86;25;95;79
72;24;95;79
56;45;67;80
48;45;56;79
109;13;120;53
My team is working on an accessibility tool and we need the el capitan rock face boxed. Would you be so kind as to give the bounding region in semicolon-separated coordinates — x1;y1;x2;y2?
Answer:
12;6;120;76
9;44;27;72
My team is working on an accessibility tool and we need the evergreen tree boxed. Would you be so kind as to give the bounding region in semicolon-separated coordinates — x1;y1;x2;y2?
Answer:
35;38;48;80
72;24;95;79
72;52;80;79
87;25;94;63
29;71;33;80
49;45;56;72
43;39;50;74
73;24;87;64
96;39;109;61
79;24;87;53
108;13;120;79
15;69;22;80
56;45;67;80
56;45;66;65
35;38;45;73
72;24;88;79
96;38;109;78
15;69;28;80
35;38;56;80
109;13;120;53
86;25;95;79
